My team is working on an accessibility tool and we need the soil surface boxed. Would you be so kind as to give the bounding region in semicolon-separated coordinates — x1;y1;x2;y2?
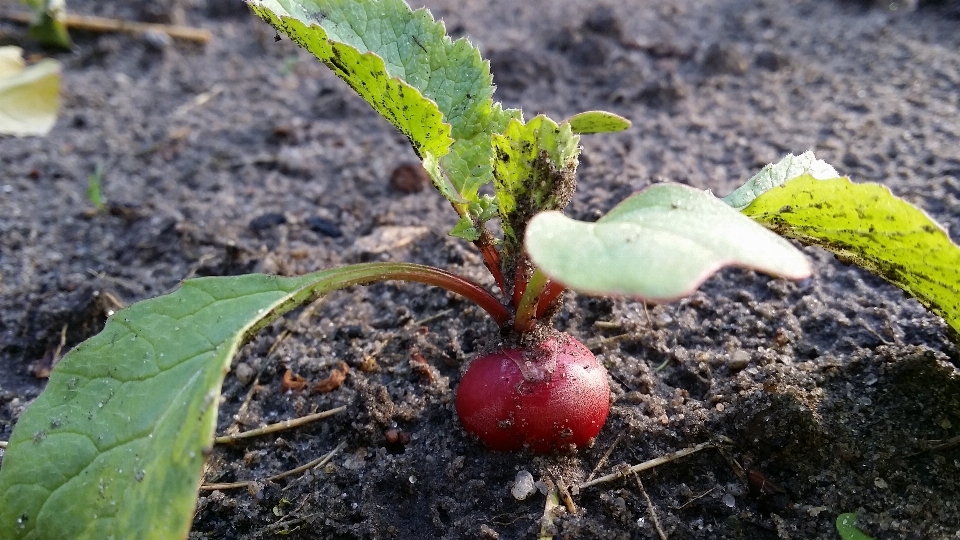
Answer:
2;0;960;538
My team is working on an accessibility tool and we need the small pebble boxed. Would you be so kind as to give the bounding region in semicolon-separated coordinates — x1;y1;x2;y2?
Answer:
389;162;430;194
234;362;255;385
703;42;748;75
352;226;430;255
511;470;536;500
249;212;286;231
306;216;343;237
143;29;171;50
728;350;751;371
582;5;622;39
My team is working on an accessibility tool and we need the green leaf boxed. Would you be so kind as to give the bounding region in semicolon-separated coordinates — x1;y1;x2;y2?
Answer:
525;183;811;301
493;115;580;264
740;173;960;335
0;263;504;539
0;47;60;137
21;0;72;49
723;151;838;211
836;513;874;540
564;110;631;134
450;215;481;241
249;0;517;209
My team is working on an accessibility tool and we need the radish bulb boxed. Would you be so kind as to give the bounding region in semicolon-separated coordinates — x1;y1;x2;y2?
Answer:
455;331;610;453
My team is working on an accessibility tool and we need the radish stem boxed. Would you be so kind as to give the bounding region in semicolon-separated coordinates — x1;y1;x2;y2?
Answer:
514;268;549;333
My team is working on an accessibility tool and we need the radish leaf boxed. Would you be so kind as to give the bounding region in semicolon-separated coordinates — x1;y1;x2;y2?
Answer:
723;151;838;211
740;174;960;335
565;110;631;134
0;47;60;137
0;263;505;539
525;183;811;301
249;0;518;221
494;115;580;264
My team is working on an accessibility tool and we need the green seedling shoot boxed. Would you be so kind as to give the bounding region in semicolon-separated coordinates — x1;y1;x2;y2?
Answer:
1;0;959;537
86;163;106;212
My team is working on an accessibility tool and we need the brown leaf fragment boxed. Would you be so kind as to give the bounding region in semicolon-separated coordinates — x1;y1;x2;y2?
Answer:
281;369;307;391
314;361;350;393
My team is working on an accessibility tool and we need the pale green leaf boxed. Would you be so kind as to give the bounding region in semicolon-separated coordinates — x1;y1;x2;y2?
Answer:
565;110;631;134
249;0;518;209
0;263;482;539
741;174;960;335
0;54;60;137
0;47;26;77
723;151;839;211
525;183;811;301
493;115;580;264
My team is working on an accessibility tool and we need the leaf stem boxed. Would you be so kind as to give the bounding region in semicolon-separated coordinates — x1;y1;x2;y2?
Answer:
475;229;507;296
321;262;511;328
514;268;549;333
535;280;566;318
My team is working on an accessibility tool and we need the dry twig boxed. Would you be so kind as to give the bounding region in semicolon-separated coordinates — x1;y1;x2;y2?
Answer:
579;440;716;490
634;472;668;540
214;405;347;445
200;440;347;491
1;11;212;43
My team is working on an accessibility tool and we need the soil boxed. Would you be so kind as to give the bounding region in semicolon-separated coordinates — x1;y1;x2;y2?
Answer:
2;0;960;538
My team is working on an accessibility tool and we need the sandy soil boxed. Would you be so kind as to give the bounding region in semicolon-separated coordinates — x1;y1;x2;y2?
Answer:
2;0;960;538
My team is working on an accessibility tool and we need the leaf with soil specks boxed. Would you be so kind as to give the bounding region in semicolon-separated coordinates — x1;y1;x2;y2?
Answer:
740;173;960;335
248;0;518;222
525;183;811;301
0;264;465;539
0;47;60;137
494;115;580;264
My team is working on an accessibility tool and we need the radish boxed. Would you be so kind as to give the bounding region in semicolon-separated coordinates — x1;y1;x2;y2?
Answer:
455;331;610;452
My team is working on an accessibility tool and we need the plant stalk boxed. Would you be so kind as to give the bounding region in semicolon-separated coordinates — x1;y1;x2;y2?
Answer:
514;268;550;333
535;281;566;318
321;262;511;328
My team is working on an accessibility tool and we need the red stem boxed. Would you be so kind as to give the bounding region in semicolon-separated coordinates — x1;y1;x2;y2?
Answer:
513;268;549;333
327;262;511;328
535;281;566;318
476;240;507;297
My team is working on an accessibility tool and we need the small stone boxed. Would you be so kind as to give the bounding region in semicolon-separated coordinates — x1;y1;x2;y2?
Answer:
535;480;549;495
582;6;622;39
703;42;748;75
479;524;500;539
511;470;536;500
234;362;255;385
143;29;172;50
276;146;312;174
729;350;751;371
249;212;286;231
306;216;343;238
352;226;430;255
722;493;736;508
389;163;429;194
754;50;788;72
874;477;888;489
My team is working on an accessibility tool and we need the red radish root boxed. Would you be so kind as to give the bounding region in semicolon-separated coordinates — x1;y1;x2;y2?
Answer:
455;331;610;453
